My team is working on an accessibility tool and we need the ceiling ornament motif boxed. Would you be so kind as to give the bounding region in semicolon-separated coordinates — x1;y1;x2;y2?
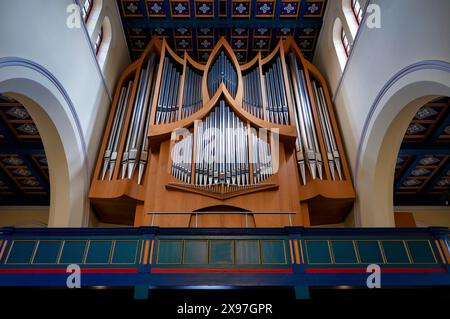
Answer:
394;97;450;205
117;0;326;63
0;95;49;205
16;123;39;135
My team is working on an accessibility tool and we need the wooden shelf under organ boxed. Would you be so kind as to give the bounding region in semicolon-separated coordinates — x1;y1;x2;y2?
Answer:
89;37;355;227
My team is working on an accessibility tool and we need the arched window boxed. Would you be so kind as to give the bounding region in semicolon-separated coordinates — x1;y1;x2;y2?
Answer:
94;25;103;55
341;27;351;57
84;0;102;37
332;18;348;71
342;0;359;38
81;0;93;22
96;17;112;70
352;0;363;24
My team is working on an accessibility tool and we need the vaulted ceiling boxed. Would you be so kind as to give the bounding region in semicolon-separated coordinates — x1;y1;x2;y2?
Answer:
0;95;49;206
395;97;450;206
116;0;327;63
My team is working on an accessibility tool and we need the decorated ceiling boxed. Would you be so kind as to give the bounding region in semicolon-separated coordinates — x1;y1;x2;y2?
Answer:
0;95;49;206
395;97;450;206
117;0;327;63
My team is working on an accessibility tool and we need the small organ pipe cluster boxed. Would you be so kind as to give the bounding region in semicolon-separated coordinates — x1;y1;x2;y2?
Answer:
208;51;238;98
90;37;355;227
156;57;182;125
101;53;158;184
288;53;342;183
171;133;193;183
182;65;203;118
192;101;250;186
242;68;263;119
263;57;290;126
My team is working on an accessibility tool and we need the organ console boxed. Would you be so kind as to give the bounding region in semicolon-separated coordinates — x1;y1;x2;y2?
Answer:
89;37;355;227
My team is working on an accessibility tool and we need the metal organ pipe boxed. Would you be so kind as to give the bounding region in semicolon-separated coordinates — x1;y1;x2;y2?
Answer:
182;66;203;118
286;70;306;184
114;53;158;182
172;134;193;183
313;82;343;181
288;53;323;181
263;57;290;125
121;72;144;179
129;54;157;180
137;55;158;184
243;68;263;119
101;80;133;180
156;57;181;125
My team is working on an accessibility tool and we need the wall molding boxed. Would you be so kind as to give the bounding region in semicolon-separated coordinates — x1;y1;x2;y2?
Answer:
0;57;91;226
0;56;89;173
394;206;450;213
0;206;50;212
354;60;450;188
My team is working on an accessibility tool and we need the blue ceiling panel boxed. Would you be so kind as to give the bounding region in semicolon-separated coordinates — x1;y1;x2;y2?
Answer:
0;95;49;206
394;97;450;206
117;0;327;63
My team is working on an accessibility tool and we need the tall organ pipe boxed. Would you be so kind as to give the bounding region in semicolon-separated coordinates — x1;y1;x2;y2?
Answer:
288;53;323;180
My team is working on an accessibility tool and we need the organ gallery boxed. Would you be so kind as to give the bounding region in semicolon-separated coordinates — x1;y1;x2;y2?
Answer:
89;37;355;227
1;0;449;304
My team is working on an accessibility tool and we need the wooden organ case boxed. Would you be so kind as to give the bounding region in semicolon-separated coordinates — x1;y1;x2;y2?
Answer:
89;37;355;227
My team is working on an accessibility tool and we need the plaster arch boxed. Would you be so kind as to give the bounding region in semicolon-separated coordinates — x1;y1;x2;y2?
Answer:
354;63;450;227
0;59;90;227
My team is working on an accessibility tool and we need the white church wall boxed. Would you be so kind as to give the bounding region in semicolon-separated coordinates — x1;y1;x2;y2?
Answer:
0;0;130;226
314;0;450;226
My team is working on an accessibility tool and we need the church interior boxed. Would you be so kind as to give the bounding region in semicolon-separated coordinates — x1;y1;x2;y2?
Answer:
0;0;449;303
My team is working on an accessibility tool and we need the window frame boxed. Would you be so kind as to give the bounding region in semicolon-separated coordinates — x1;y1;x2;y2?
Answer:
94;26;104;55
81;0;94;22
341;27;350;57
351;0;363;24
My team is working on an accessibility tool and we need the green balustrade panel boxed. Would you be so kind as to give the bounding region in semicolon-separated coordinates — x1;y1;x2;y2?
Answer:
184;240;208;264
210;240;234;264
330;241;357;264
59;241;87;264
33;241;62;264
406;241;436;264
112;240;138;264
157;240;183;264
305;241;331;264
6;241;36;264
85;241;113;264
356;241;384;264
235;240;260;264
154;238;289;266
261;240;286;264
381;241;410;263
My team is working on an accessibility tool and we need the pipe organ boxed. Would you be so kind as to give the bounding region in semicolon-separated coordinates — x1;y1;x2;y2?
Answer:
89;37;355;227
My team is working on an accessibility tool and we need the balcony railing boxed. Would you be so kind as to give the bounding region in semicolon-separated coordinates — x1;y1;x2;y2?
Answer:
0;227;449;298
